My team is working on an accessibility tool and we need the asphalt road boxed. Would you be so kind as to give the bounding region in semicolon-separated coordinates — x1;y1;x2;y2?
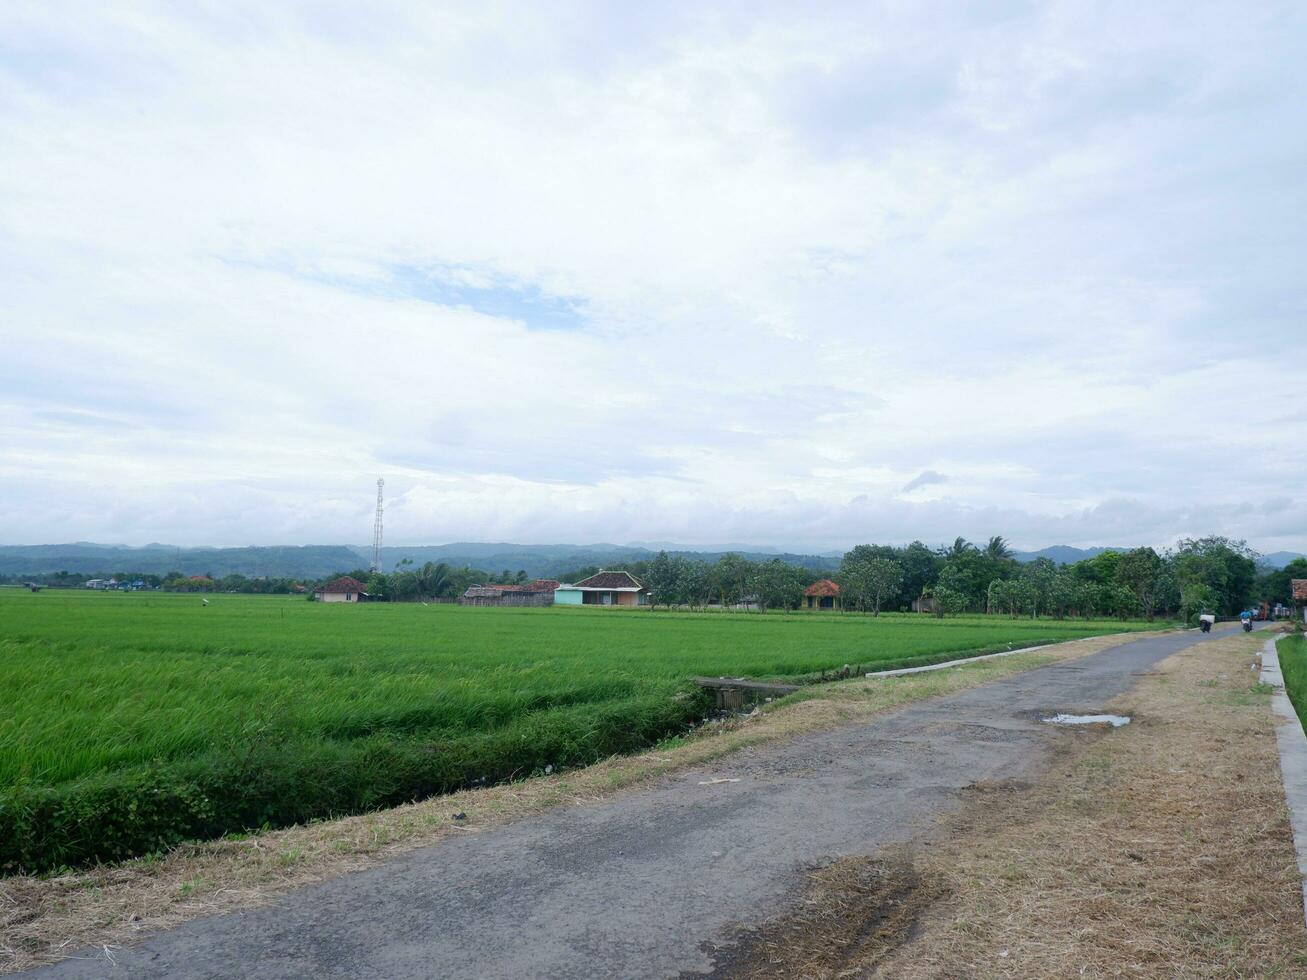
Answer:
32;627;1236;979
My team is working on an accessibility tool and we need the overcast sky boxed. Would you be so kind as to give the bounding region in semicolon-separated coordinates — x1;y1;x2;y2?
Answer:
2;2;1304;554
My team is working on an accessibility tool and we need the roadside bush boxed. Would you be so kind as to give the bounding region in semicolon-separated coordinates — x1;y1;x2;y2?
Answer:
0;690;709;874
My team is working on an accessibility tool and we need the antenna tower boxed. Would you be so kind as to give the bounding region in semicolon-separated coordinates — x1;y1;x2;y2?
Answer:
370;478;385;573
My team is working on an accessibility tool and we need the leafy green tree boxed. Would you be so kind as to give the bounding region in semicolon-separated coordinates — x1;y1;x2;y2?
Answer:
932;586;969;617
862;559;903;616
1047;571;1078;619
987;578;1018;616
712;554;752;609
938;547;1012;611
1181;582;1219;622
898;541;942;610
1257;558;1307;605
643;551;683;609
1115;547;1163;620
837;545;878;611
1174;537;1257;617
678;561;713;610
1073;550;1122;585
748;559;805;613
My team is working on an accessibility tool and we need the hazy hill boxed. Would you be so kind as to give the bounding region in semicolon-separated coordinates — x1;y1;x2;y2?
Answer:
4;541;1298;581
0;544;364;579
0;542;838;580
1012;545;1127;565
380;543;838;578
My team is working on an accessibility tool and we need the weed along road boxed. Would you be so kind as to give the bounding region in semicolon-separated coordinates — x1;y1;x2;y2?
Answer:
29;627;1245;979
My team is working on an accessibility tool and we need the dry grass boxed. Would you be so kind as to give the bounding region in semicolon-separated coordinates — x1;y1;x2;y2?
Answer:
702;851;947;978
866;630;1307;978
0;632;1137;974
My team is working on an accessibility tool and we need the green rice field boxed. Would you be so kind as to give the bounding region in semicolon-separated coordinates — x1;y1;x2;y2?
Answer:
0;589;1162;872
1279;633;1307;731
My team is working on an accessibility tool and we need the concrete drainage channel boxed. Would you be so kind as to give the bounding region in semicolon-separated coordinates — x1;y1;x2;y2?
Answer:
1258;635;1307;927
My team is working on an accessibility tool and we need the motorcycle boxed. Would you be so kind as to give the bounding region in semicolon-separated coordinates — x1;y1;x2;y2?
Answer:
1199;613;1215;633
1242;618;1253;633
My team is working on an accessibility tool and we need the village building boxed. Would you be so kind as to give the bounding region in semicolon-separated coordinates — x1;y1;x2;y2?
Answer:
554;571;650;606
1294;579;1307;622
460;580;561;607
803;579;841;611
313;575;369;603
912;595;938;614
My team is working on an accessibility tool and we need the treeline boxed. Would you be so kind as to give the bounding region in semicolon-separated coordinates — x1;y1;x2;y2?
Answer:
568;535;1275;620
322;562;524;601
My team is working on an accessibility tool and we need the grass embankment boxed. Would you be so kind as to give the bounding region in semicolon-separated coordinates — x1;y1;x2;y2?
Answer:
1278;633;1307;730
0;590;1161;873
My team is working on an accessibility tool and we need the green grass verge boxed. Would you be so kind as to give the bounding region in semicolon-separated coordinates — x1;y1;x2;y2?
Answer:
0;590;1163;872
1279;634;1307;732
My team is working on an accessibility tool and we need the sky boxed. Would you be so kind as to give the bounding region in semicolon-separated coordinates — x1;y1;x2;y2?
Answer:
2;1;1305;554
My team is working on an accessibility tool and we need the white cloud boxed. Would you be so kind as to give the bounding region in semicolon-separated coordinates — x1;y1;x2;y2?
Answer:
1;1;1304;552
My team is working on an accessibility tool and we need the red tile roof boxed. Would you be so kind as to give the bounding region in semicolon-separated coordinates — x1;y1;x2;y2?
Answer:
315;575;368;594
470;579;561;595
803;578;841;597
573;571;645;590
499;579;561;593
1293;579;1307;601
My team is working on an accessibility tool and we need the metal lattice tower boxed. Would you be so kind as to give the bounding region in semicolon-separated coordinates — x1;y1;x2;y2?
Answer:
370;478;385;573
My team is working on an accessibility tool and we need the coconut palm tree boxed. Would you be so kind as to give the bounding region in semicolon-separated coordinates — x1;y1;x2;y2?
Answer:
983;535;1015;560
415;561;452;599
943;536;974;559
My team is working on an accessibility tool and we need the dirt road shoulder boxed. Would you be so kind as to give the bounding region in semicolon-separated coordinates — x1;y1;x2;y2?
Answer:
862;630;1307;977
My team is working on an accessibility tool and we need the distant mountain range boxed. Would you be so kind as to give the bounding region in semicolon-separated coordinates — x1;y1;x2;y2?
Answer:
1013;545;1305;568
0;542;839;580
1012;546;1126;564
2;541;1300;580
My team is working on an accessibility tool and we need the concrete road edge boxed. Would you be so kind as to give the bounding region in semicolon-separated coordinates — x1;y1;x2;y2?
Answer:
1259;635;1307;927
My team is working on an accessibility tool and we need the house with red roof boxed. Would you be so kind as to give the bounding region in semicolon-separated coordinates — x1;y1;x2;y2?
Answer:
313;575;369;603
802;578;841;611
460;580;561;607
554;570;650;607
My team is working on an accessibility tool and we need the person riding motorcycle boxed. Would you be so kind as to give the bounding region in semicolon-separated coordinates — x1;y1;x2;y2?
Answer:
1199;612;1215;633
1240;609;1253;632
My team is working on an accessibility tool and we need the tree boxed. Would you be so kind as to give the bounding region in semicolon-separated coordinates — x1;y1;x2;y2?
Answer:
898;541;942;610
678;561;713;611
712;554;751;609
837;546;878;612
1047;571;1078;619
643;551;682;609
414;561;452;599
862;559;904;616
1181;582;1219;623
748;559;805;613
1174;537;1257;617
1019;558;1058;618
983;536;1015;560
943;536;974;560
987;578;1018;617
1115;547;1163;621
932;586;969;617
1257;558;1307;605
